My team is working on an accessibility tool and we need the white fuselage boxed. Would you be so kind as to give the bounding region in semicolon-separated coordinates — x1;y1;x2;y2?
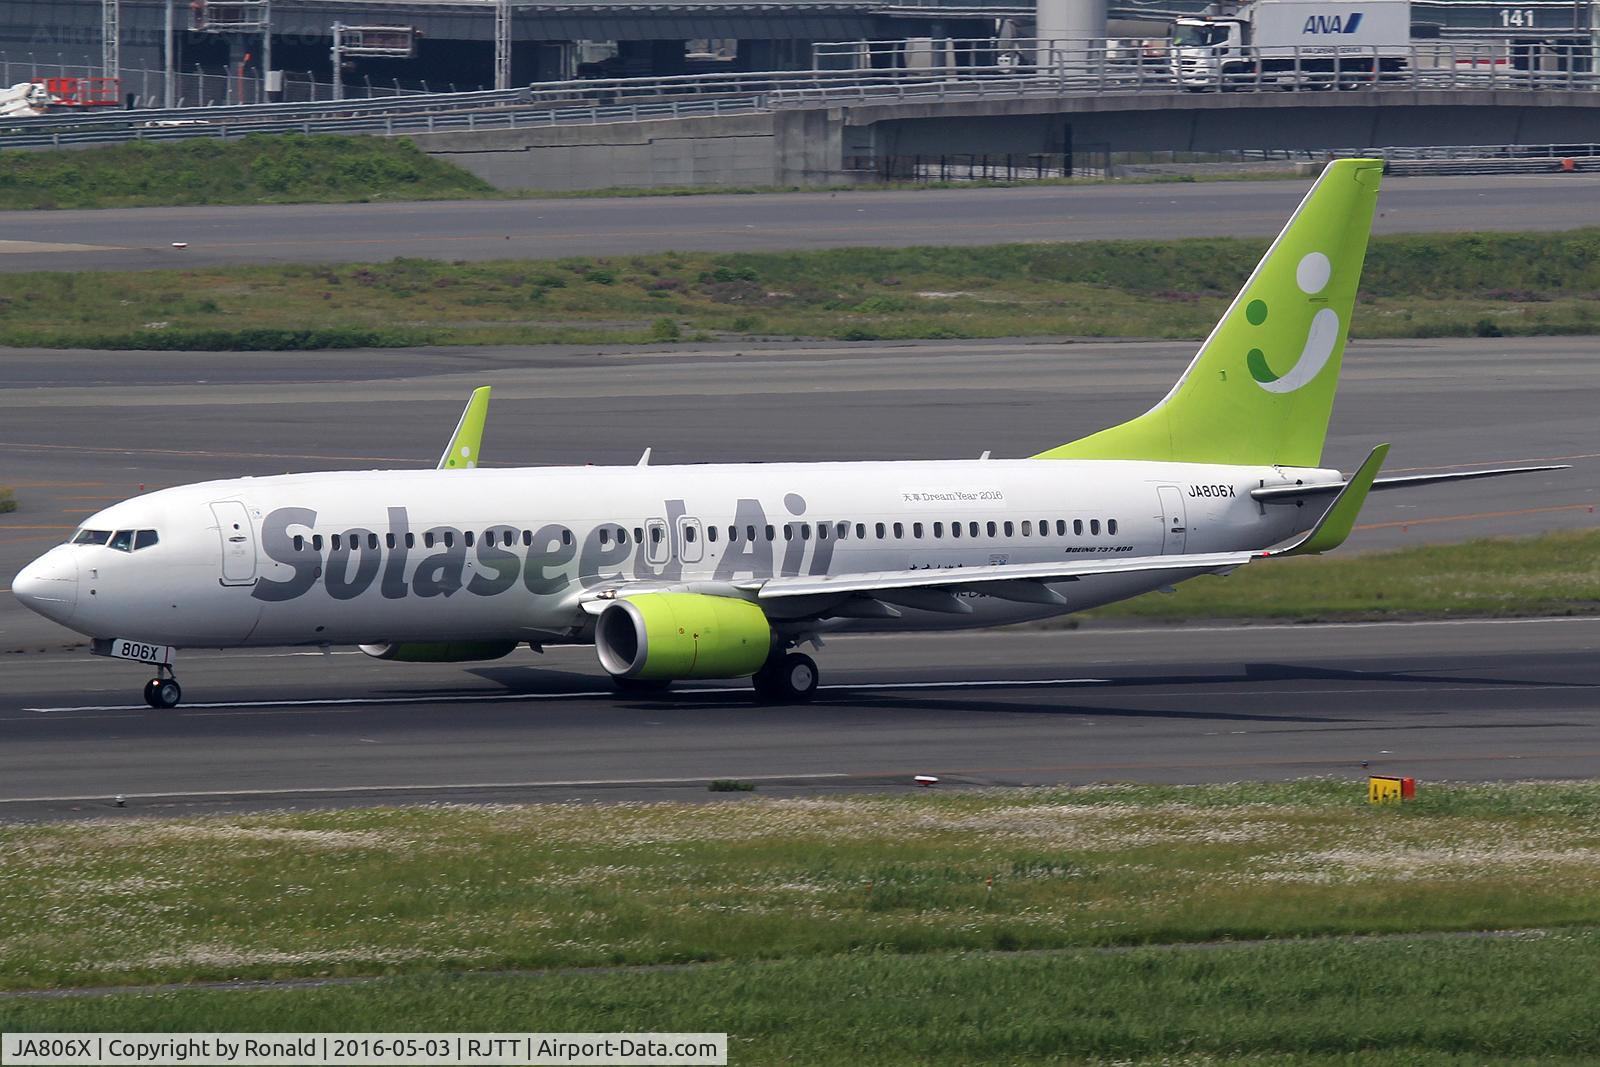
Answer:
18;458;1333;649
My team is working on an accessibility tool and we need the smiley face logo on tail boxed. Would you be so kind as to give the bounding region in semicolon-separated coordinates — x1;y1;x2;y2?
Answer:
1245;251;1340;394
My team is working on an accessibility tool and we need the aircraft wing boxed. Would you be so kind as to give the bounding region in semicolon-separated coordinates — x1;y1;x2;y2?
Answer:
744;445;1389;611
1251;463;1567;503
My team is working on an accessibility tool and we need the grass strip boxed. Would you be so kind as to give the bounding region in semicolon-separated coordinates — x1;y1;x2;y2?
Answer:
4;230;1598;350
0;136;1306;210
0;134;493;210
6;935;1600;1063
1073;528;1600;624
6;779;1600;992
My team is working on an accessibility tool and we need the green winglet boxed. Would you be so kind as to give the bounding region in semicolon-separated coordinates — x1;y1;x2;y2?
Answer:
1279;443;1389;556
437;386;491;470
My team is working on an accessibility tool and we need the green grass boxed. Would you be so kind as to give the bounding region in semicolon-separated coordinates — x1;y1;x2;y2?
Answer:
0;134;494;210
7;936;1600;1064
0;487;14;514
1075;529;1600;624
3;230;1598;349
0;136;1304;210
7;779;1600;994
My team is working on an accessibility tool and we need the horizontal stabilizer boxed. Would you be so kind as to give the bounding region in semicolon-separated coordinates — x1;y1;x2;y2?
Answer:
1252;463;1569;503
1264;443;1386;556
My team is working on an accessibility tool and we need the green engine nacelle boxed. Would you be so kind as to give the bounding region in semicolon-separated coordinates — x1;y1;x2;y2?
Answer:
595;593;772;681
358;641;520;663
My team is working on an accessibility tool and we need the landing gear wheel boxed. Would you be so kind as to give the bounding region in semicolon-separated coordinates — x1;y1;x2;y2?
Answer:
143;676;181;709
752;652;819;704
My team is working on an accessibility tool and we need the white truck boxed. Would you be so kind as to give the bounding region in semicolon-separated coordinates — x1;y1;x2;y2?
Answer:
1171;0;1411;89
0;81;51;117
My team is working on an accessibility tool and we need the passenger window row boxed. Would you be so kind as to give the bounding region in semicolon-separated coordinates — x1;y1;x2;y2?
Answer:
283;517;1123;555
292;527;581;553
718;517;1120;542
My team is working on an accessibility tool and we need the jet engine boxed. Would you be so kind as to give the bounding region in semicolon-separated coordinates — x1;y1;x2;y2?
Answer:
595;593;772;680
358;641;520;663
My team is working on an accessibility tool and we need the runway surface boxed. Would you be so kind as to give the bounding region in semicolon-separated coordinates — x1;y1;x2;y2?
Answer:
2;619;1597;817
2;173;1598;272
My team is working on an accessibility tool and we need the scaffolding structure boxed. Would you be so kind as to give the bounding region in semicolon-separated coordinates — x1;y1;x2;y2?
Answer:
331;23;419;100
194;1;273;101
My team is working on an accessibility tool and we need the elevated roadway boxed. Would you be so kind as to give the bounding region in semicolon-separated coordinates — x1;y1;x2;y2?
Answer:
3;173;1600;272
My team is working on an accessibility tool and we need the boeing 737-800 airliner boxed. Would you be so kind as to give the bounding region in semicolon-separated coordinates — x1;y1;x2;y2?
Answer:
11;159;1566;708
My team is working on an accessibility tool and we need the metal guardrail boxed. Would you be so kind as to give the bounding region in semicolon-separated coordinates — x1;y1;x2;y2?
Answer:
1342;141;1600;159
1328;141;1600;175
3;44;1599;150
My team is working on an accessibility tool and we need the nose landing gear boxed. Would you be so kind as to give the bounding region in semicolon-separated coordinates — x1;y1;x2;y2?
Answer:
142;667;182;709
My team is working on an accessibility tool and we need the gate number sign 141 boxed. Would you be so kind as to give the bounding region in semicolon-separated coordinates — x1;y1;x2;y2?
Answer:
1500;8;1536;26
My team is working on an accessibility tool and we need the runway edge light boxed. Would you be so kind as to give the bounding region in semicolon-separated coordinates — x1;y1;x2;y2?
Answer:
1368;776;1417;804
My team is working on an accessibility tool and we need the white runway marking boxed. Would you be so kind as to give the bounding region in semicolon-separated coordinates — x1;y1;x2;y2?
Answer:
0;772;856;806
22;677;1109;714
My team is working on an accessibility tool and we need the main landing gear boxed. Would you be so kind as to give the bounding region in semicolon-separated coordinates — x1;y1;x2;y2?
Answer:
142;666;182;709
752;648;819;704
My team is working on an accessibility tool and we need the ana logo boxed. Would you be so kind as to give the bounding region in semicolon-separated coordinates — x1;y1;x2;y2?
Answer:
1302;12;1364;33
1245;251;1340;394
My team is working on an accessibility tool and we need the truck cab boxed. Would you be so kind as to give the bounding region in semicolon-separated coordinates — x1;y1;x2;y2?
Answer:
1171;18;1247;87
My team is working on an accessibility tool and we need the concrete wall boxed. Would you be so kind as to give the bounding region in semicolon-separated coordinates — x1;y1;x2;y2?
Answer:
411;114;789;191
850;91;1600;156
412;91;1600;192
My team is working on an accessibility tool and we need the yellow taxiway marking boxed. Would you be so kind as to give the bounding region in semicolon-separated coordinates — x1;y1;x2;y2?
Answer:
0;440;415;464
1357;502;1597;531
0;239;120;254
1388;451;1600;473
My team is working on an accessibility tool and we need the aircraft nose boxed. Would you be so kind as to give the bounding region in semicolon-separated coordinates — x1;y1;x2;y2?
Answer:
12;548;78;624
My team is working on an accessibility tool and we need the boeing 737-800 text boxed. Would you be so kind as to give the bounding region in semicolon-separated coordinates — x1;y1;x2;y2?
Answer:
11;159;1566;707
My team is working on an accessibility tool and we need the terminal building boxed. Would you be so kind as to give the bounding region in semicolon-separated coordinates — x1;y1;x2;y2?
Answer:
2;0;1595;99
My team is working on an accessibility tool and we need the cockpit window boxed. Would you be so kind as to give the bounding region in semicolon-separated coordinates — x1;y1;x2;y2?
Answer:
135;530;160;550
73;529;112;545
109;530;135;552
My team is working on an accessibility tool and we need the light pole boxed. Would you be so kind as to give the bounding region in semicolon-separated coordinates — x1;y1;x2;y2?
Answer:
163;0;175;107
495;0;511;89
332;23;344;100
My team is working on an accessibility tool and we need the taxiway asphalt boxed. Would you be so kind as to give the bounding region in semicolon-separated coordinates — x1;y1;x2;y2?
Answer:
1;173;1597;272
1;619;1597;817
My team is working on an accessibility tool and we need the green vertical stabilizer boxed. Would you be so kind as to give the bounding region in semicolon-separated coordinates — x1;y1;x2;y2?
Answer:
1034;158;1383;467
438;386;491;470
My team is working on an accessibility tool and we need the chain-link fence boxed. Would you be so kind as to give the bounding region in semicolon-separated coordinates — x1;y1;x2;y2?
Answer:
0;57;462;108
